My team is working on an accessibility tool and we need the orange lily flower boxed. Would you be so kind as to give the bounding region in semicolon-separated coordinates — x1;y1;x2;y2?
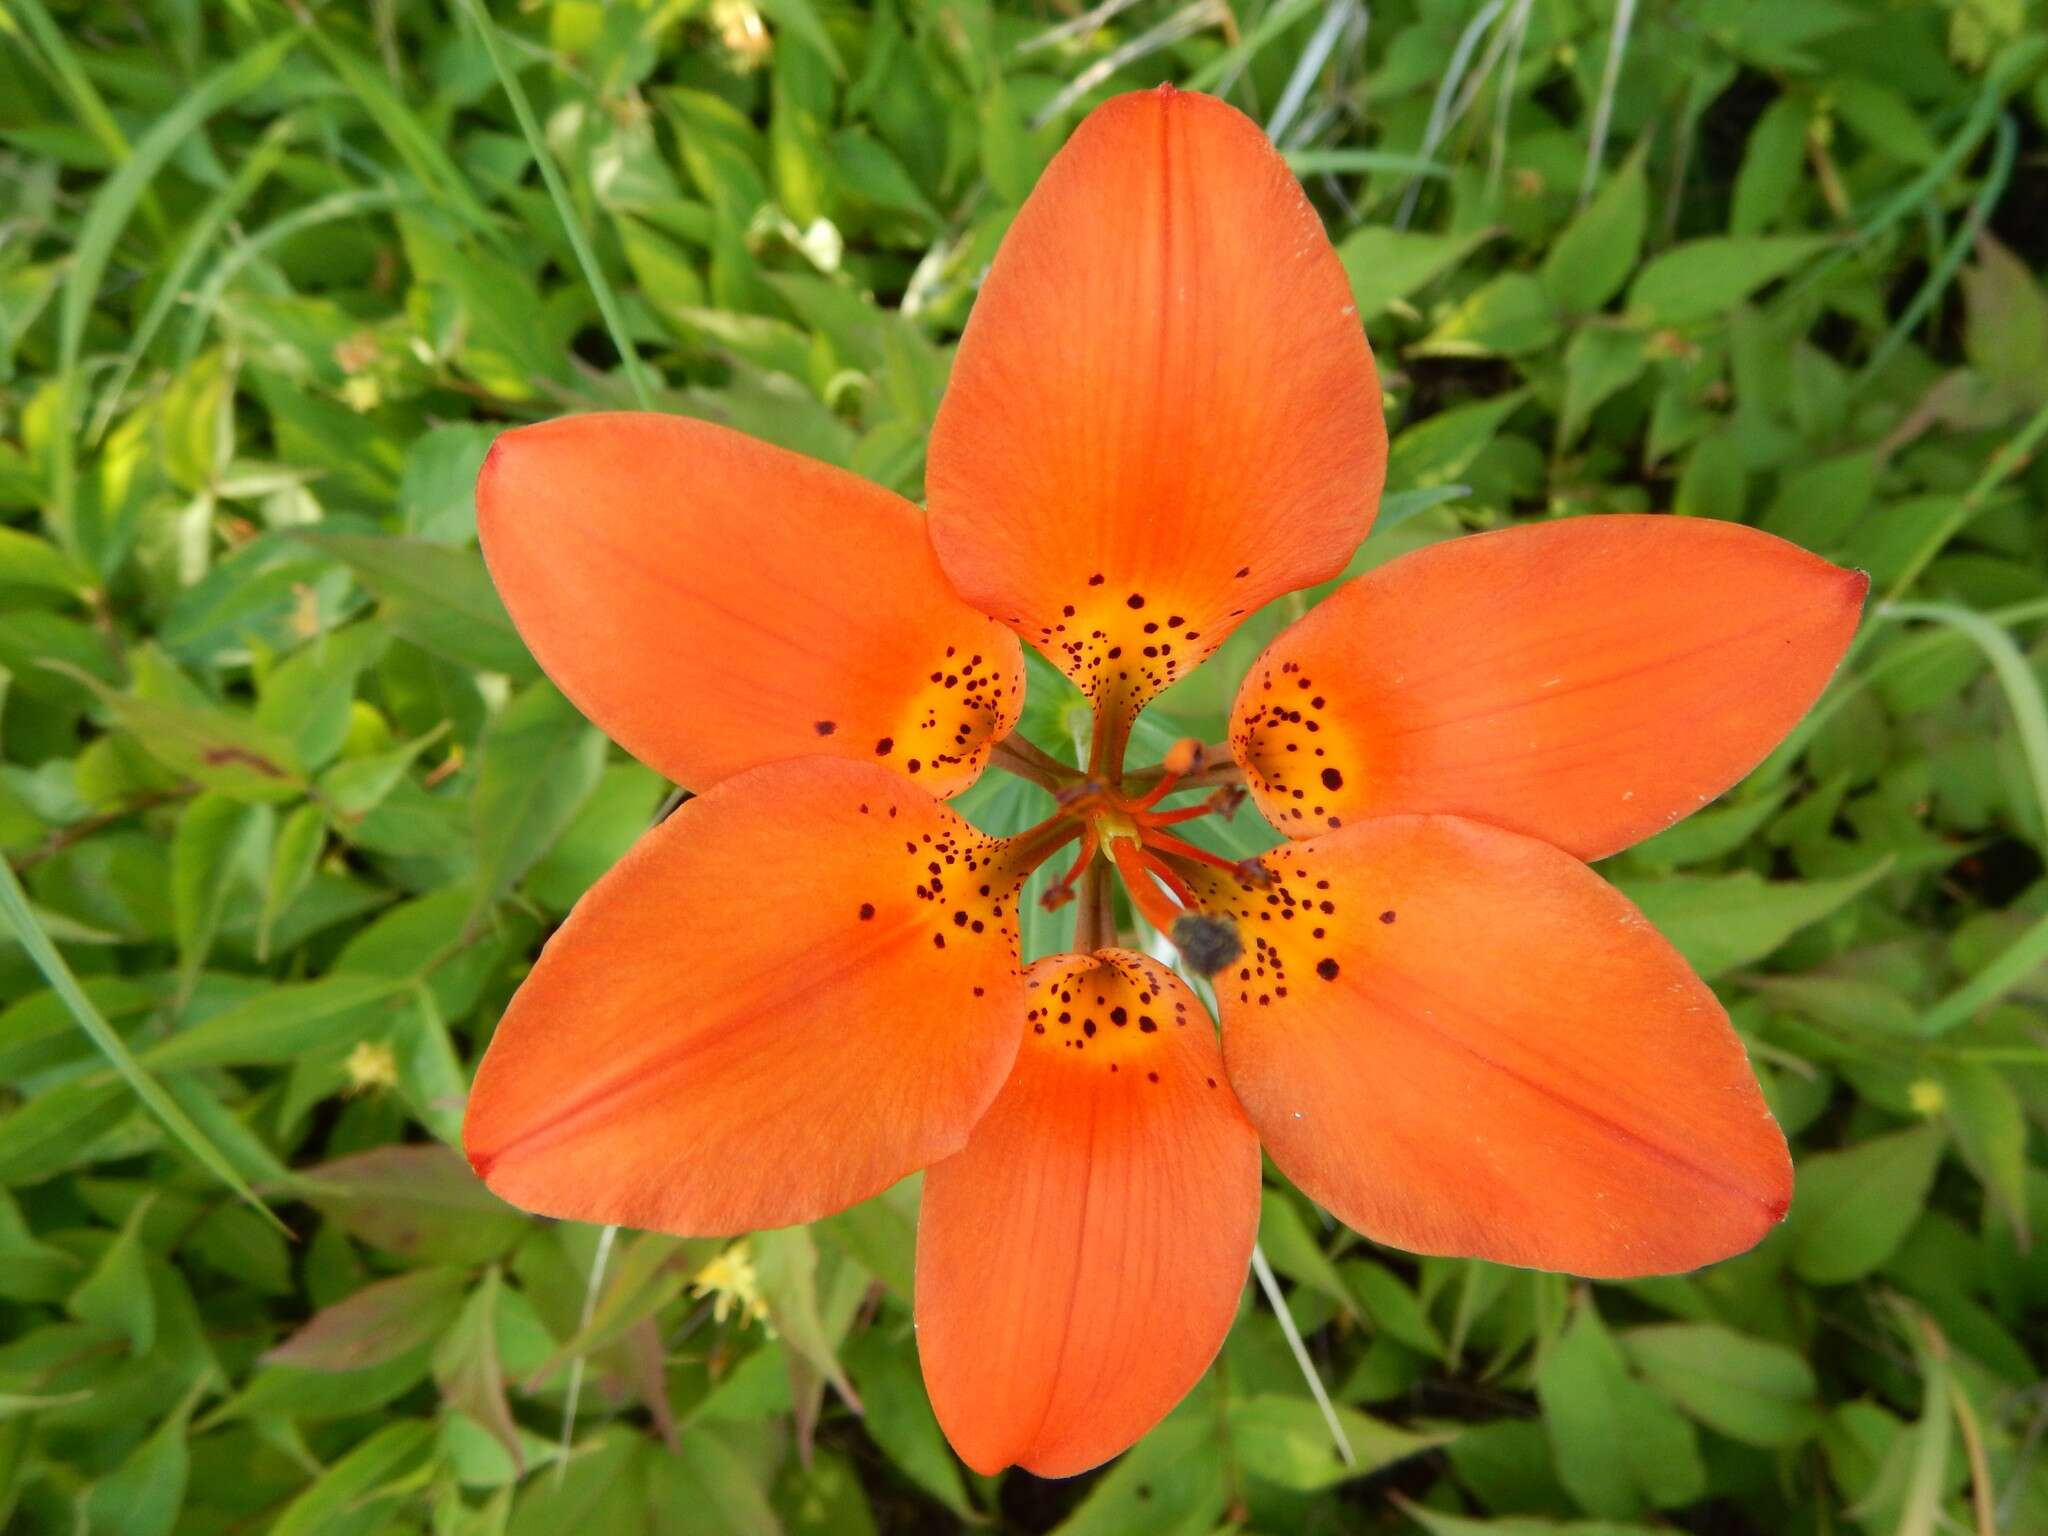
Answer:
462;86;1866;1477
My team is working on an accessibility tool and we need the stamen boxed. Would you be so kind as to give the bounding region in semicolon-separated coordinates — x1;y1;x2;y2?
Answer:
1136;846;1196;907
1108;836;1183;933
1125;737;1205;811
1135;826;1269;883
1039;826;1101;911
1107;837;1243;975
1140;783;1246;827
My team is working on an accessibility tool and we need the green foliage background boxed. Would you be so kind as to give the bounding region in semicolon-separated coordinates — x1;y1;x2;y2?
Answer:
3;0;2048;1531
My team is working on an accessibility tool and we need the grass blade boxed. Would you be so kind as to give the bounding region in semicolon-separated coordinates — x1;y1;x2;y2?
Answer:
1854;114;2016;392
50;31;299;563
1394;0;1507;228
0;852;289;1233
456;0;658;410
1579;0;1639;205
88;111;306;442
176;187;420;367
6;0;165;236
1187;0;1322;94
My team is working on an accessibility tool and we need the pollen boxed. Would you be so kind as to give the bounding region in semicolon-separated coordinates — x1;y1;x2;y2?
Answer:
1171;912;1242;974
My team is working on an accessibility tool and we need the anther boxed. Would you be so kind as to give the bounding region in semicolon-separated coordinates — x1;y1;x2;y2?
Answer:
1127;738;1205;812
1039;826;1100;911
1142;782;1246;828
1170;912;1243;975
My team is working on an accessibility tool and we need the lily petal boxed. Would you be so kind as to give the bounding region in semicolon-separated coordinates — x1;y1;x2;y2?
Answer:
917;950;1259;1477
1231;515;1866;859
479;412;1023;796
464;758;1027;1235
927;87;1385;722
1196;815;1791;1277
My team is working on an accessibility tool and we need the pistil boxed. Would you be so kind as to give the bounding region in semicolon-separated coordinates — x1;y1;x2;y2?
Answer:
989;726;1253;970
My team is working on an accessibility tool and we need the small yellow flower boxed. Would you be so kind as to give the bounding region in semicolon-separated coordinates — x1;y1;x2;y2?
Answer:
691;1241;771;1331
1907;1078;1945;1117
344;1040;400;1095
711;0;771;69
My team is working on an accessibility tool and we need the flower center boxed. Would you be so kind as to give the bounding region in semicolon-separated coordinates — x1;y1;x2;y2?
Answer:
997;734;1266;974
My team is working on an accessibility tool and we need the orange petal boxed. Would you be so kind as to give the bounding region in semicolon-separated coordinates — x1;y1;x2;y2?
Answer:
464;758;1028;1235
926;87;1385;720
479;412;1023;796
1231;515;1866;859
916;949;1259;1476
1192;816;1791;1277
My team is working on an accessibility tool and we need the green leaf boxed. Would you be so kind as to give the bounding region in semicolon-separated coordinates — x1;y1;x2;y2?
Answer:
1620;1323;1822;1447
1049;1415;1228;1535
841;1327;972;1518
1617;860;1891;977
400;424;501;543
57;666;306;802
1627;237;1829;326
434;1269;525;1475
270;1419;438;1536
1385;390;1530;493
1339;227;1493;320
0;525;94;596
265;1267;468;1372
170;793;271;1001
753;1226;855;1403
1399;1502;1667;1536
0;1077;131;1186
1225;1395;1446;1490
259;803;326;959
296;1145;525;1265
508;1426;646;1536
1414;273;1563;358
69;1195;157;1356
1258;1190;1355;1319
1542;155;1647;314
296;532;538;679
1960;233;2048;408
1787;1122;1946;1284
82;1378;201;1536
1535;1297;1704;1518
48;31;299;565
469;680;607;920
144;974;412;1069
1627;785;1790;869
1730;97;1808;236
0;847;285;1230
1937;1062;2031;1241
1344;1259;1444;1357
254;621;391;771
1557;328;1650;447
653;1424;782;1536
